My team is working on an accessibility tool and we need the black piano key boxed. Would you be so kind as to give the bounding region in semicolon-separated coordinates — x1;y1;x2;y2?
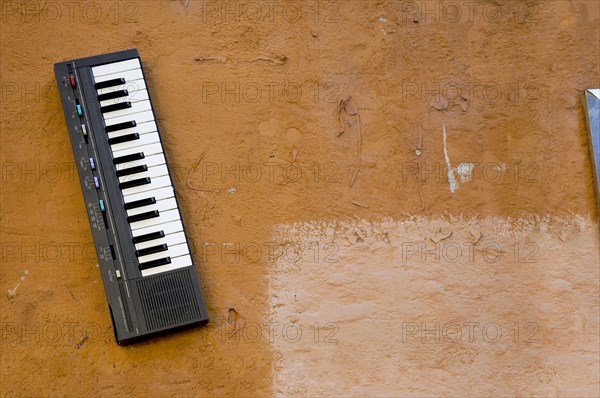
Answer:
101;101;131;114
98;89;129;102
108;133;139;145
139;257;171;270
124;197;156;210
116;165;147;177
119;177;151;190
135;244;168;257
113;152;144;165
132;231;165;244
105;120;136;133
95;78;126;90
127;210;159;223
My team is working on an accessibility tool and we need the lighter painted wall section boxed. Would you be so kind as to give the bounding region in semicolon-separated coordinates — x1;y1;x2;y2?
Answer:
269;216;599;397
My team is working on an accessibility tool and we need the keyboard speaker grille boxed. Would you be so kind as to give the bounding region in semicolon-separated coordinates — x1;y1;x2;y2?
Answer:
136;269;201;331
118;281;133;332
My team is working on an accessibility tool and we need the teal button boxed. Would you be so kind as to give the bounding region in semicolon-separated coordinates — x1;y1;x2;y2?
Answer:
99;200;105;212
77;104;83;116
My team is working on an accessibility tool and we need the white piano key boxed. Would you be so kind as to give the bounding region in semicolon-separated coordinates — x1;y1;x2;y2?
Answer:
127;196;178;217
103;100;152;120
100;89;149;107
141;254;193;277
130;208;180;231
132;219;183;239
111;131;160;152
138;245;190;268
97;78;147;95
115;152;166;171
112;142;163;159
94;68;144;85
124;185;174;204
119;163;168;184
137;242;189;264
121;175;172;197
92;59;141;77
135;231;187;251
107;121;157;139
104;110;154;128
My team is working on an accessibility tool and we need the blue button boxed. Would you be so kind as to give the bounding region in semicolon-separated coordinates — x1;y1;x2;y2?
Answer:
99;200;105;212
77;104;83;116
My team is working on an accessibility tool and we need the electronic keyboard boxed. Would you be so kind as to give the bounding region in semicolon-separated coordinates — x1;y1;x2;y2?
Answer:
54;49;208;345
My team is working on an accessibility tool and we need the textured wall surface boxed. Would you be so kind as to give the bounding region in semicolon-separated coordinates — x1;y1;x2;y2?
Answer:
270;217;599;397
1;0;599;396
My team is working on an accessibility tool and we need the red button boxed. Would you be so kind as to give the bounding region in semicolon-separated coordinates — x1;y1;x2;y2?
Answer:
69;75;76;87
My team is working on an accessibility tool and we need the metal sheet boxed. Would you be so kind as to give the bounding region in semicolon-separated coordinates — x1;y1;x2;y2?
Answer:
583;89;600;212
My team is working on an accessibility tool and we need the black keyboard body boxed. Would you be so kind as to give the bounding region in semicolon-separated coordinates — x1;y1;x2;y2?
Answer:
54;49;208;345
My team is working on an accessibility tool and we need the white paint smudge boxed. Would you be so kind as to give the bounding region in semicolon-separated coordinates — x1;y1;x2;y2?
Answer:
7;269;29;298
443;124;458;193
378;17;390;35
456;162;475;183
442;126;476;190
227;187;237;194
